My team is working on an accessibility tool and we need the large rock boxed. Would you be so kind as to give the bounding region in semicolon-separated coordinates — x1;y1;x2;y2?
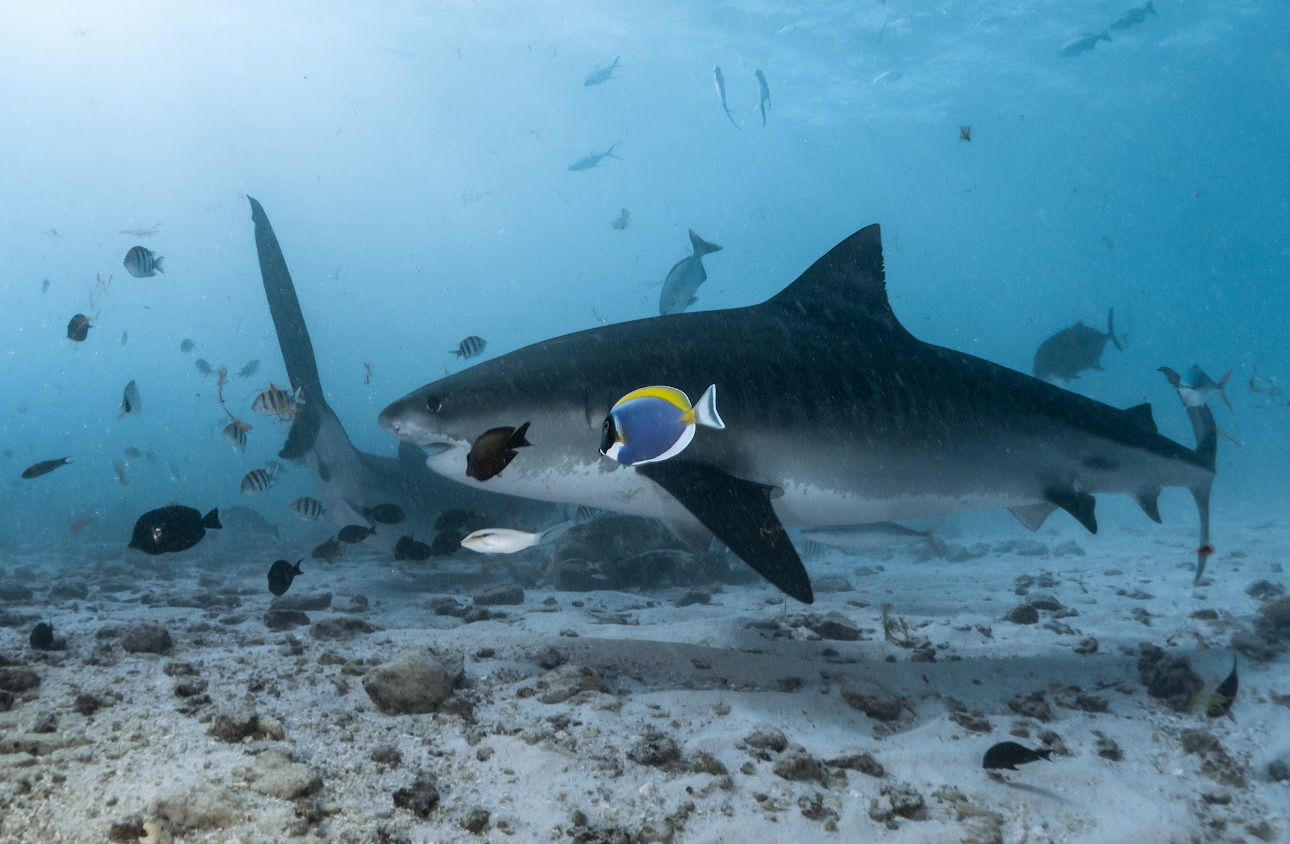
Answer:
246;748;323;799
121;622;173;654
153;783;246;830
311;616;378;640
363;650;464;714
538;664;609;704
271;592;332;612
0;667;39;692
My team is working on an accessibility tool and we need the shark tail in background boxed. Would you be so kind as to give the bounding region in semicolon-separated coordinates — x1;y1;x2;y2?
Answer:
1184;400;1218;584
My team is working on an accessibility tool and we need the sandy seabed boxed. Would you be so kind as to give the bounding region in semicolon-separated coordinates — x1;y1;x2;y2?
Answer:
1;511;1288;844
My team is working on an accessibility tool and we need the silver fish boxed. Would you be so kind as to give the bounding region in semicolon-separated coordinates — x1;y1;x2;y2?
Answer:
713;66;739;128
755;69;770;126
799;521;946;557
568;143;622;171
123;245;165;278
452;336;487;360
659;230;723;315
1059;31;1111;57
118;379;142;417
112;459;129;486
1159;366;1233;412
461;522;574;554
584;56;620;86
222;421;249;453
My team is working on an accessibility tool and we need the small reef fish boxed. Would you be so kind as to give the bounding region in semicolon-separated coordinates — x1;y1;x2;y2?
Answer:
982;741;1053;771
238;359;261;379
180;338;195;353
112;459;129;486
312;537;343;562
584;56;620;86
600;384;724;466
128;505;221;555
430;531;463;556
67;314;91;342
218;506;281;539
712;66;739;128
352;502;406;525
1158;365;1233;412
289;496;327;520
467;422;532;481
461;522;574;554
121;331;128;346
568;143;622;171
119;379;142;417
611;208;630;230
30;622;56;651
1109;1;1155;32
659;230;723;315
338;524;377;544
265;460;286;476
22;457;71;479
1032;308;1122;382
452;335;487;360
222;420;250;453
799;521;945;557
123;245;165;277
755;69;770;126
41;278;50;294
252;384;304;420
960;125;972;142
240;467;276;495
394;534;433;561
194;358;214;376
1059;31;1111;57
1205;656;1239;720
435;509;476;532
267;559;303;596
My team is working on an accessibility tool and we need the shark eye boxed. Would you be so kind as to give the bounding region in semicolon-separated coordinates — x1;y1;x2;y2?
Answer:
425;395;443;413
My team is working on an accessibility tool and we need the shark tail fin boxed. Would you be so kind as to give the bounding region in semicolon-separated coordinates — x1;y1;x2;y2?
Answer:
1217;367;1233;413
922;517;947;557
692;384;725;429
688;230;722;256
1184;401;1218;583
1107;308;1123;351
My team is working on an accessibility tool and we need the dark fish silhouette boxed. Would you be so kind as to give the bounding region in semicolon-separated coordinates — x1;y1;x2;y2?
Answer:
21;457;71;479
129;505;221;555
267;559;303;596
435;509;474;532
394;534;433;561
312;536;343;562
467;422;532;481
67;314;91;342
30;622;55;651
1033;308;1122;381
338;524;376;544
982;741;1053;771
180;338;195;353
1206;655;1239;719
119;379;142;417
430;530;463;556
353;502;406;525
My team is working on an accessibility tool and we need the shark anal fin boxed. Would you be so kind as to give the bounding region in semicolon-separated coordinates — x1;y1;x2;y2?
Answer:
1135;489;1163;524
1009;502;1057;532
1045;488;1098;533
636;462;814;604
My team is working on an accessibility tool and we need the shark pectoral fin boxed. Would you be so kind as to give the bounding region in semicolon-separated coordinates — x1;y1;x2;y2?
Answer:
1135;489;1163;524
636;461;814;604
280;401;322;460
1009;502;1057;532
1045;488;1098;533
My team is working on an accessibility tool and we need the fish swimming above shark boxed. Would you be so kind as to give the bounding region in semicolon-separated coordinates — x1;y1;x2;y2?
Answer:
379;224;1220;602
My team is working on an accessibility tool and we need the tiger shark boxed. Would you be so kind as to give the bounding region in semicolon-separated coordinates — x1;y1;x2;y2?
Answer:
378;224;1218;603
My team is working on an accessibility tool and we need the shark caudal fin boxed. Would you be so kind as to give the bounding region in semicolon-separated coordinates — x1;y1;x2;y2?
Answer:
1183;401;1218;584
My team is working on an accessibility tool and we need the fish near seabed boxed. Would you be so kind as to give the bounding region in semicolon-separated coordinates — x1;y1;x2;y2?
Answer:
659;230;723;315
712;66;739;128
379;223;1220;603
1033;308;1123;382
1059;31;1111;57
129;505;221;554
982;741;1053;771
267;559;303;596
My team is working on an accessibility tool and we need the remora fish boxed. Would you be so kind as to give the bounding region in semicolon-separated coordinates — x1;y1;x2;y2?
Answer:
659;230;723;315
712;66;739;128
379;224;1219;602
1033;308;1122;381
799;521;945;557
567;143;622;171
460;521;574;554
755;69;771;126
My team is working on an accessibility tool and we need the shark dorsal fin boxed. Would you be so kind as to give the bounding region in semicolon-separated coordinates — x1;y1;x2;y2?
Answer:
1124;402;1157;433
766;224;906;333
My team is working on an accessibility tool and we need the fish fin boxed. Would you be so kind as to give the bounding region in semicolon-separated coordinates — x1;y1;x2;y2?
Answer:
1045;487;1098;533
766;224;907;336
202;508;222;530
1009;502;1057;532
688;230;723;256
1036;749;1053;762
1123;402;1157;433
155;255;165;274
693;384;725;429
509;421;533;448
1157;366;1181;388
1134;489;1163;524
280;401;322;460
1217;368;1233;413
923;517;947;557
293;560;303;574
1107;308;1123;351
636;461;813;604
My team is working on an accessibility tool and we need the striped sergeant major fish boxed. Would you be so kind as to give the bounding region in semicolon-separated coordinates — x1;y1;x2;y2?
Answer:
289;496;327;520
123;245;165;278
452;335;487;360
252;383;305;420
239;461;282;495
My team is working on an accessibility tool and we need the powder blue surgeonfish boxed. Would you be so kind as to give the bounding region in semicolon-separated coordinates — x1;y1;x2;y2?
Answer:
600;384;725;466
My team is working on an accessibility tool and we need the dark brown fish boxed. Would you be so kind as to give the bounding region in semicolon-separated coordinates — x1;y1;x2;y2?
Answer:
1033;308;1122;382
30;622;56;651
338;524;376;544
430;530;463;556
466;422;532;481
22;457;71;479
982;741;1052;771
394;534;433;561
129;505;221;554
959;125;972;142
267;559;303;596
67;313;91;342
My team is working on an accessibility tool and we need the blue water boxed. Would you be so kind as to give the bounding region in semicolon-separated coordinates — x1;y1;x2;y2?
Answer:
1;0;1287;542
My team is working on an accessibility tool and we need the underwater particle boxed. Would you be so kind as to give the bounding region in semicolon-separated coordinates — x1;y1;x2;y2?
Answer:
267;559;303;596
119;379;142;417
394;535;433;561
123;245;164;277
128;505;221;555
338;524;376;544
362;361;374;384
41;277;50;294
466;422;531;481
959;125;972;142
451;335;487;360
21;457;71;479
982;741;1052;771
112;459;129;486
67;313;91;341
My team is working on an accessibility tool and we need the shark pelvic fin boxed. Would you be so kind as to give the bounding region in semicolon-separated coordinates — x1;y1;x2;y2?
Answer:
767;224;906;335
1135;489;1163;524
1045;487;1098;533
1009;502;1057;532
636;461;814;604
